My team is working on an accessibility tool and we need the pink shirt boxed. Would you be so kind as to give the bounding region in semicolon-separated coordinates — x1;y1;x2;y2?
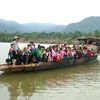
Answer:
51;49;56;59
60;50;65;59
67;50;70;55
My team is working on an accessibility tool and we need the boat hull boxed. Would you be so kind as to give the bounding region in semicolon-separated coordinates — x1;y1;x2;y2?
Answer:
0;55;98;73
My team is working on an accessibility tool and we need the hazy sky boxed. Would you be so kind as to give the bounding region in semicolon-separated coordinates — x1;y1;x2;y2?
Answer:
0;0;100;24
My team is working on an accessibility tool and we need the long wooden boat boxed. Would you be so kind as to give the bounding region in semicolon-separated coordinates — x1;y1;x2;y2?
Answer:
0;55;98;73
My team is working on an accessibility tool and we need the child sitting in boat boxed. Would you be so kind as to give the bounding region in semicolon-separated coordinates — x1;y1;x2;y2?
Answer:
37;45;43;61
29;41;38;63
22;45;31;64
6;43;14;64
42;48;48;62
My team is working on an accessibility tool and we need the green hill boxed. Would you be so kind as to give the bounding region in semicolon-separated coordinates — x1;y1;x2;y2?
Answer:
1;16;100;33
22;23;56;32
0;19;30;33
46;25;66;32
64;16;100;33
0;19;56;33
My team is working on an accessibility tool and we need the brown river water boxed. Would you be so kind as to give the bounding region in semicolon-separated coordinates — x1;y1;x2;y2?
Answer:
0;42;100;100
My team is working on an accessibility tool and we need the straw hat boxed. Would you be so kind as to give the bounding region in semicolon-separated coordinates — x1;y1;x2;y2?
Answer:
13;36;20;39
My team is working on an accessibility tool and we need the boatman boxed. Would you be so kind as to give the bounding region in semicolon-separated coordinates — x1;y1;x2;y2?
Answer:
11;36;21;66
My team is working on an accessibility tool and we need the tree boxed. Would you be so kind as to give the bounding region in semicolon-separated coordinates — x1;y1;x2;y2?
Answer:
94;30;100;37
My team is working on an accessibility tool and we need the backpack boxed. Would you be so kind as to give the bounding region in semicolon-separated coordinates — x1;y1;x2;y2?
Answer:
6;58;11;64
55;54;60;62
42;53;47;62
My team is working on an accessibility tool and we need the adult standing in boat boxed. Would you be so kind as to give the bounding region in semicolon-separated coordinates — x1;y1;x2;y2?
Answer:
11;36;20;66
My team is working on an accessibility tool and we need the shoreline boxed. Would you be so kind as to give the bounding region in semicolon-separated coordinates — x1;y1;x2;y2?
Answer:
0;38;79;44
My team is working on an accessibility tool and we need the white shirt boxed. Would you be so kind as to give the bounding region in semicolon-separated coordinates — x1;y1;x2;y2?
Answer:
12;41;20;51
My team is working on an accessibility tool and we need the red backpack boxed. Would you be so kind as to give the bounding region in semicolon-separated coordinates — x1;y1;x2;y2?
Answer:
55;54;60;62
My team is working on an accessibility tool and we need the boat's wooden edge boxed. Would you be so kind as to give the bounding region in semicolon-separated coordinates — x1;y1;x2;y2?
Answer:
0;54;98;72
0;63;38;68
0;54;98;68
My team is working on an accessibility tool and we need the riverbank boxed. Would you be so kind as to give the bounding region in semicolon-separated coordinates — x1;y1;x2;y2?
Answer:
19;38;79;44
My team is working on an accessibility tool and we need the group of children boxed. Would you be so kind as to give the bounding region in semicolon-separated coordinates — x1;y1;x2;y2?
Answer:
7;41;95;65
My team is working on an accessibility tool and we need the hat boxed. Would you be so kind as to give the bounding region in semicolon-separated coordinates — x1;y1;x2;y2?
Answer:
23;46;27;49
13;36;20;39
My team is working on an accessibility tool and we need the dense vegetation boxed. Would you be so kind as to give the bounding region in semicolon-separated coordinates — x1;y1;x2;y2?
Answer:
0;30;100;44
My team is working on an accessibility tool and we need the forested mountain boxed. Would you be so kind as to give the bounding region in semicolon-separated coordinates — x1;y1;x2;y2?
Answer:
0;19;56;33
64;16;100;33
0;16;100;33
22;23;56;32
46;25;66;32
0;19;30;33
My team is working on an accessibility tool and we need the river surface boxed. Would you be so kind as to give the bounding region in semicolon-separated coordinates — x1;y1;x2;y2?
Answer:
0;42;100;100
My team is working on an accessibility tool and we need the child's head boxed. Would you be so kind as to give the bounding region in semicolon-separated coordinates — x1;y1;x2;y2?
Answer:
10;43;13;48
23;46;27;51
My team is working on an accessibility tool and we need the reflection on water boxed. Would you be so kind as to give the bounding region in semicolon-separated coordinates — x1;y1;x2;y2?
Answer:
0;59;100;100
0;43;100;100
